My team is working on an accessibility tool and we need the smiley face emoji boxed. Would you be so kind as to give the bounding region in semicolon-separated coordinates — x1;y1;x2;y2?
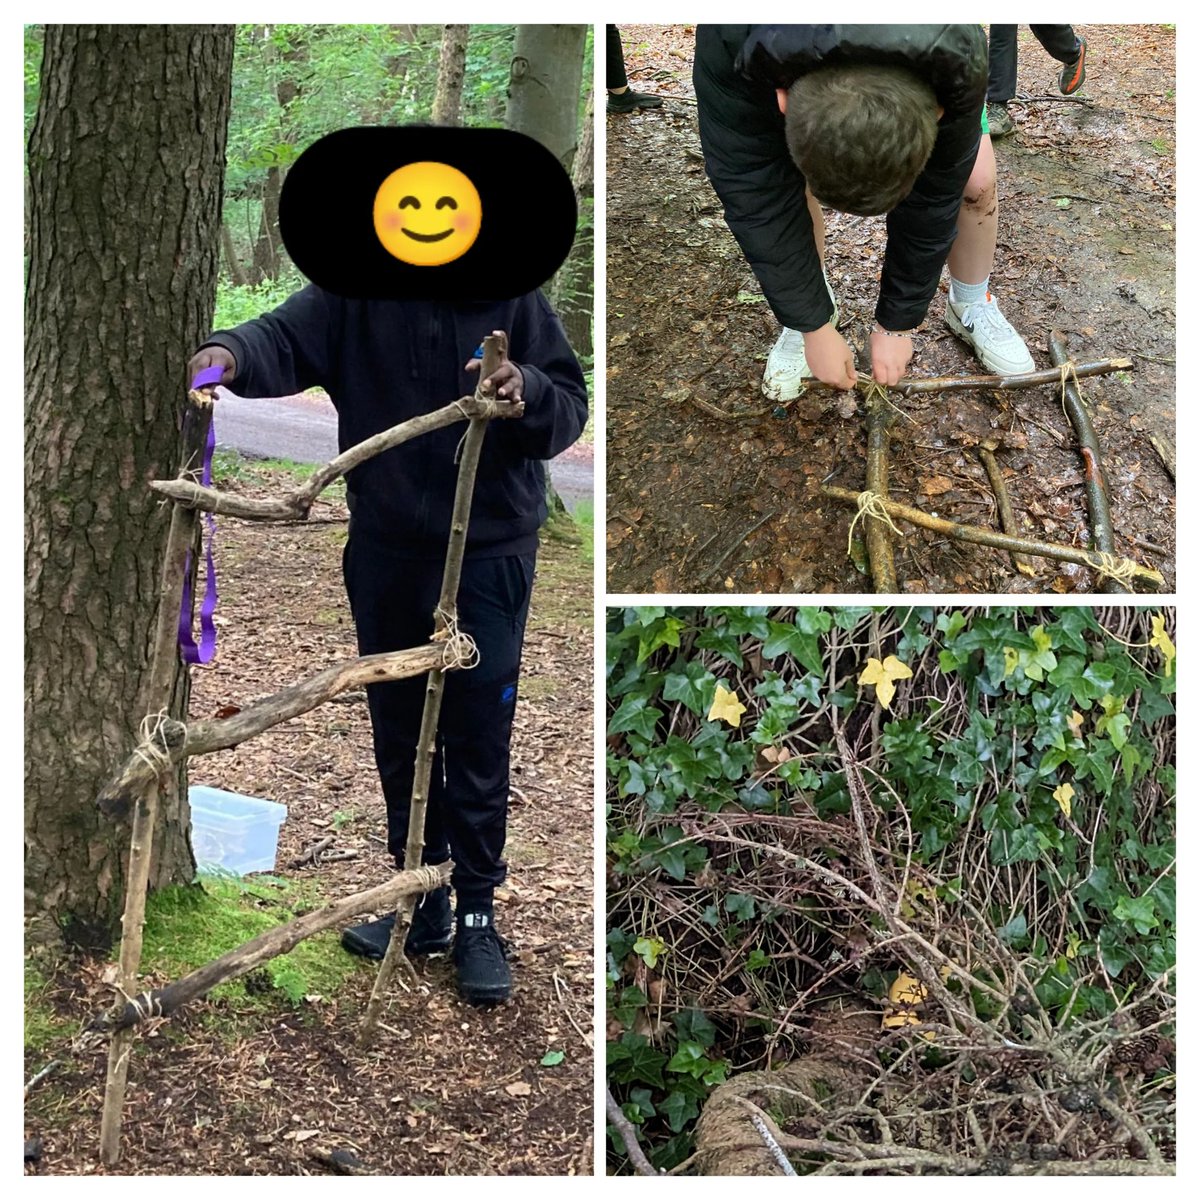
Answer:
372;161;482;267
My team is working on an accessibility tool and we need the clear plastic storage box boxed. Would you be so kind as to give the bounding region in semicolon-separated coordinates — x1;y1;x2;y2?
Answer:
189;785;288;876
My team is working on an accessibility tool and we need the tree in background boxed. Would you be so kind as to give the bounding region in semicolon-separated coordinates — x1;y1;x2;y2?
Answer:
431;24;469;125
25;25;235;950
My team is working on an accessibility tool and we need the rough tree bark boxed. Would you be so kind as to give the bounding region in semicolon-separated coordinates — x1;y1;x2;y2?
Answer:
431;24;469;125
506;25;587;172
24;24;235;951
505;24;588;523
552;88;594;359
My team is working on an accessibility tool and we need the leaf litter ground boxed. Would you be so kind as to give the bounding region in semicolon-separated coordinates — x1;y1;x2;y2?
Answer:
25;460;594;1176
607;24;1175;594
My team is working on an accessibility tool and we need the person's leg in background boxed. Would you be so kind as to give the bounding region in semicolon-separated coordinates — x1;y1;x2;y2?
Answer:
607;25;663;113
1030;25;1087;95
986;25;1019;136
945;132;1035;375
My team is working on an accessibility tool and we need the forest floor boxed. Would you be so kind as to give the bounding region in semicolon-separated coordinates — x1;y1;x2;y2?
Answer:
607;24;1176;594
24;458;594;1176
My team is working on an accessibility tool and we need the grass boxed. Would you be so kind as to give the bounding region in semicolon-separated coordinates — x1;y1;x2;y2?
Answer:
24;964;71;1052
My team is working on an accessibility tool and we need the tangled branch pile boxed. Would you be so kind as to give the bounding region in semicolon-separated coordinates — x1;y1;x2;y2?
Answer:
606;607;1175;1175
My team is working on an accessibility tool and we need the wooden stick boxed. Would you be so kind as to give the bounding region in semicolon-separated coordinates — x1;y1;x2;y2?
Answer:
150;394;523;521
978;446;1036;577
100;394;212;1164
358;333;508;1043
96;643;453;819
863;392;898;592
606;1086;662;1176
820;486;1163;588
1048;331;1126;594
87;862;451;1034
889;358;1133;395
687;359;1134;423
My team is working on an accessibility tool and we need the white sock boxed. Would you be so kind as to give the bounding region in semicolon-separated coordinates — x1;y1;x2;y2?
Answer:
949;276;989;307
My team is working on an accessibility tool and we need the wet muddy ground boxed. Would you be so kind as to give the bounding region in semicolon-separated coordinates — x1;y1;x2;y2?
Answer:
606;24;1175;594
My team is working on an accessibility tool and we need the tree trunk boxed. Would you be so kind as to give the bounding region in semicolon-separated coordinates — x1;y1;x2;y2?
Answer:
431;25;469;125
551;88;594;359
506;25;587;172
220;221;248;288
25;24;234;952
506;25;589;522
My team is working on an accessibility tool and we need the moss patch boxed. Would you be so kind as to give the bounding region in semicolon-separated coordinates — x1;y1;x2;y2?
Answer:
140;875;367;1008
531;526;592;631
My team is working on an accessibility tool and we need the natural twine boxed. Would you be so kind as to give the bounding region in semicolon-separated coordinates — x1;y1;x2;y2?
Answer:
1090;552;1141;587
131;710;174;781
846;490;904;557
435;606;480;670
1057;359;1083;420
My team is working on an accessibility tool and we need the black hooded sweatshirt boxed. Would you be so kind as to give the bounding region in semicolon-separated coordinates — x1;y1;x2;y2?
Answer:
205;287;588;557
694;25;988;334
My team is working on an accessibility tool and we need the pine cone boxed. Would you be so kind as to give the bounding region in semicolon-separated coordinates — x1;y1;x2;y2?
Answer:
1112;1032;1161;1068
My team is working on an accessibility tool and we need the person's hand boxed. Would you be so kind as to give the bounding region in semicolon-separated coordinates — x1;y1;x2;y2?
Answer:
465;332;524;402
869;329;913;387
187;345;237;390
802;324;858;389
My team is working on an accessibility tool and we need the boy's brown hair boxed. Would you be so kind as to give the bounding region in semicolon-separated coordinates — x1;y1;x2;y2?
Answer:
784;64;940;216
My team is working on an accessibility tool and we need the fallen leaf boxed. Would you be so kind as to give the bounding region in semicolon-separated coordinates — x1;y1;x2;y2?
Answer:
858;655;912;710
1053;782;1074;818
506;1081;533;1097
708;684;747;727
921;476;955;496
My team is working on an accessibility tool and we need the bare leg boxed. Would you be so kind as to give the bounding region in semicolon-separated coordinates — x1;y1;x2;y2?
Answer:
807;185;826;267
947;135;997;286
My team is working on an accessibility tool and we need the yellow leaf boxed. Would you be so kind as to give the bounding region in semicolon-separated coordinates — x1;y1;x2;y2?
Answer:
1066;932;1081;961
708;684;747;727
888;971;927;1008
1053;782;1074;818
1003;646;1020;678
1150;614;1175;677
1066;710;1085;740
858;655;913;711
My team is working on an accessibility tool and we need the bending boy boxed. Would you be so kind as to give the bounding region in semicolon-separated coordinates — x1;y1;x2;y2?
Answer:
694;24;1035;398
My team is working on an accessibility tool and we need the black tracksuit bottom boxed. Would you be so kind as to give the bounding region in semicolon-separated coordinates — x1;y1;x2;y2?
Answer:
343;531;536;911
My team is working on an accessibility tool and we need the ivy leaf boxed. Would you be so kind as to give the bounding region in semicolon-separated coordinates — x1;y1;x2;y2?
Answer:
1113;894;1159;936
858;655;913;710
633;937;666;968
1066;710;1085;740
608;695;663;741
1053;782;1074;818
708;684;747;727
540;1050;565;1067
1150;614;1175;677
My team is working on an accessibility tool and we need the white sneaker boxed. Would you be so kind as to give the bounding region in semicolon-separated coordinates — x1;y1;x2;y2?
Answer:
945;292;1035;375
761;273;839;402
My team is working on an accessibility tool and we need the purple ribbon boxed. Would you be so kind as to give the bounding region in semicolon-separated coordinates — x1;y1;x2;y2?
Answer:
179;371;221;664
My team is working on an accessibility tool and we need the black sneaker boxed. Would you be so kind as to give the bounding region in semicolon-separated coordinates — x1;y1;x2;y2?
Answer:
341;887;452;960
1059;38;1087;96
453;912;511;1005
607;89;663;113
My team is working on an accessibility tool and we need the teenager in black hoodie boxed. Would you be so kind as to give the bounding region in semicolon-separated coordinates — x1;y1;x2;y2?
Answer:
188;286;588;1004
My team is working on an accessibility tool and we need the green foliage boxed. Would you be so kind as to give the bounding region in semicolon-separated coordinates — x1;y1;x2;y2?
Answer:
214;270;306;329
606;606;1175;1170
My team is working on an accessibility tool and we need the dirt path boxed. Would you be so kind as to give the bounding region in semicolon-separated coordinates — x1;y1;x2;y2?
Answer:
606;24;1175;594
25;462;593;1176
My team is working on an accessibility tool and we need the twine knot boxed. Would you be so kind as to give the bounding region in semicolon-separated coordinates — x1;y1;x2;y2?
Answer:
1058;359;1083;419
1090;552;1140;587
131;710;174;781
846;490;904;557
434;606;480;670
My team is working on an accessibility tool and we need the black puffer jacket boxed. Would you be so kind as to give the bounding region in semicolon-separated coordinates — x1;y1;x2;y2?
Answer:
695;25;987;333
